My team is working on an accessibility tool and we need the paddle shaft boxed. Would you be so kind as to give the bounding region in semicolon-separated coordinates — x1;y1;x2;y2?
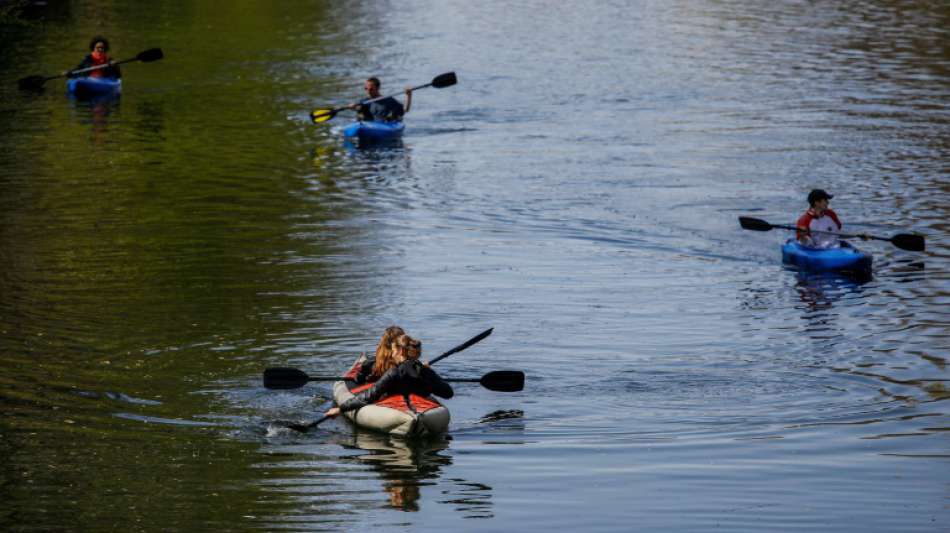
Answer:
265;328;493;389
29;61;118;85
67;56;139;77
321;85;419;118
429;327;493;365
264;367;522;392
765;222;874;241
294;375;494;384
19;48;163;90
312;72;456;123
738;216;924;252
358;80;434;106
289;415;332;432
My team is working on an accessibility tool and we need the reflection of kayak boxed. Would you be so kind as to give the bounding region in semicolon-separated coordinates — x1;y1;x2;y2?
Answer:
781;239;872;276
66;76;121;99
332;355;450;437
342;120;404;142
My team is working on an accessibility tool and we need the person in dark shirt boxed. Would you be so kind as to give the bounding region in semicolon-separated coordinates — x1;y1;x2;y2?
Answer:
348;77;412;122
324;333;453;417
67;36;122;79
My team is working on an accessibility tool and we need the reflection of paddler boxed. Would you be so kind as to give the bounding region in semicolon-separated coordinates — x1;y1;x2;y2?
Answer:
349;429;450;513
384;482;421;512
326;331;454;436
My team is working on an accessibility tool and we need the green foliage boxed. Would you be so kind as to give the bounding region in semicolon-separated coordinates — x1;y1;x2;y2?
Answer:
0;0;32;26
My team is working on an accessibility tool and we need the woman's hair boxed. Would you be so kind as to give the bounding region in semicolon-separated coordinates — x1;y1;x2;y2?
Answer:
371;326;404;377
372;332;421;378
393;334;421;360
374;326;404;359
89;36;110;52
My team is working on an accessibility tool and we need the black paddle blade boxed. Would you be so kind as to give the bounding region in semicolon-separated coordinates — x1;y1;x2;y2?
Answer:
431;71;457;89
738;216;773;232
263;367;310;389
480;371;524;392
891;234;925;252
287;415;332;433
17;75;47;91
137;48;164;62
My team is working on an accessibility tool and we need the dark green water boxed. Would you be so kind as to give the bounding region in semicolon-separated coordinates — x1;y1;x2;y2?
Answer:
1;1;948;531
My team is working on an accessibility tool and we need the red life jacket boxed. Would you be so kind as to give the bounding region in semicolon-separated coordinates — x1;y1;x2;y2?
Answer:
343;359;441;414
89;51;110;78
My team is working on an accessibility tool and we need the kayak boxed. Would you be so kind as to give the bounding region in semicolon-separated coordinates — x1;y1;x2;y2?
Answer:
332;355;450;437
342;120;405;142
781;239;872;276
66;76;121;99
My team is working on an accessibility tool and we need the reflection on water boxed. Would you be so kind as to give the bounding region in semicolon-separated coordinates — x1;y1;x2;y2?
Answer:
340;429;498;519
70;97;119;143
345;431;452;514
792;271;868;315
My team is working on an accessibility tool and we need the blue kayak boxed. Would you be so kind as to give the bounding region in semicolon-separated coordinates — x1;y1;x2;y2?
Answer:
66;77;121;99
781;239;872;276
343;120;404;142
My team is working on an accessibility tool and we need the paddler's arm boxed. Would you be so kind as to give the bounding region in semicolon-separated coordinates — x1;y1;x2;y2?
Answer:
420;366;453;399
329;367;399;415
796;225;810;244
354;356;375;384
65;55;93;77
403;87;412;114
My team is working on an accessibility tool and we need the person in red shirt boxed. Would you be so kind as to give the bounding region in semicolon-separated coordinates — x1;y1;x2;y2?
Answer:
66;36;122;79
796;189;843;248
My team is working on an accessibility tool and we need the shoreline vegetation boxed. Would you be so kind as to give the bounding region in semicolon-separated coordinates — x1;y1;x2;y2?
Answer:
1;0;38;26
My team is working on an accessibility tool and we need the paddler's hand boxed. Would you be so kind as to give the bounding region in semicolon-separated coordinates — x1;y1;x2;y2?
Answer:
421;359;430;367
324;407;341;418
404;87;413;95
858;233;870;240
347;103;360;110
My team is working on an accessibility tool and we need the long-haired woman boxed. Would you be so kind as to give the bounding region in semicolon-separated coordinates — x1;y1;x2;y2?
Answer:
325;333;453;419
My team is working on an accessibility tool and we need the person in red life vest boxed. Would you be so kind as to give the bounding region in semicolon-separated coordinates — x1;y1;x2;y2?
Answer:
66;36;122;79
796;189;868;248
323;333;453;419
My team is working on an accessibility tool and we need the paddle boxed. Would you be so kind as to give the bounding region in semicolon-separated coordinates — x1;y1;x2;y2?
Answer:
264;327;493;390
738;216;925;252
17;48;164;91
310;71;457;124
274;370;522;432
286;415;332;433
265;367;523;392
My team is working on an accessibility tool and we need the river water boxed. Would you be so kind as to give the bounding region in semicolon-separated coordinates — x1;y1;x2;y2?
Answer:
1;1;947;531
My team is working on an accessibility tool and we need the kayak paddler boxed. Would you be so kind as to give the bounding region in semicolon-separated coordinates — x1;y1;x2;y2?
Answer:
796;189;868;249
323;332;453;419
347;77;412;122
65;36;122;79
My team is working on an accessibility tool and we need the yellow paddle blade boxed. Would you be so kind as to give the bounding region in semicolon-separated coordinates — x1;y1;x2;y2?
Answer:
310;108;335;123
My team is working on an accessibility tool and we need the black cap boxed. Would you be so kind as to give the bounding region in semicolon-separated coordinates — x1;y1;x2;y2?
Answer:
807;189;833;205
